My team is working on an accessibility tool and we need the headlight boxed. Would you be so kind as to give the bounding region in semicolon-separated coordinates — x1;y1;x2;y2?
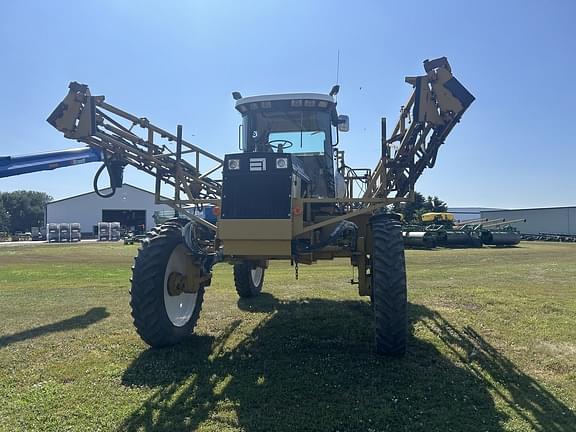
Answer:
228;159;240;170
276;158;288;169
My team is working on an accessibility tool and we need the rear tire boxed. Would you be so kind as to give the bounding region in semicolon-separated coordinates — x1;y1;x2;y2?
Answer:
130;224;204;348
234;262;265;298
370;214;408;356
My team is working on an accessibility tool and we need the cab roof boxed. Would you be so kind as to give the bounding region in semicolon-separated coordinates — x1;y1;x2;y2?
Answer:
235;93;336;113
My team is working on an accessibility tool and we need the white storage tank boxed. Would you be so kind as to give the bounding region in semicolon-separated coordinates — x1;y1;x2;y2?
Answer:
98;222;110;241
110;222;121;241
47;223;59;242
59;223;71;242
70;223;81;242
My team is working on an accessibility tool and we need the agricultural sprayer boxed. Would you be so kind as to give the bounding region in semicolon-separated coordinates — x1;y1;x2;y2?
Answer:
1;57;474;355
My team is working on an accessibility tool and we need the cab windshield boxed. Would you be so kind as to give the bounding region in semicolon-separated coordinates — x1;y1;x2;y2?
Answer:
243;109;332;155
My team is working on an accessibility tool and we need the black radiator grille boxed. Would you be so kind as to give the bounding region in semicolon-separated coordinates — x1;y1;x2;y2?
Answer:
221;154;292;219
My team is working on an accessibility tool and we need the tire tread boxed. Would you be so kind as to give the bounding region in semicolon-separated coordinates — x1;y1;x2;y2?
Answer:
130;224;204;348
371;216;408;356
233;263;264;298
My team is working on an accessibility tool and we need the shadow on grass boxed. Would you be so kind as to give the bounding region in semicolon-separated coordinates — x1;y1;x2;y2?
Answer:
0;307;109;348
120;295;574;431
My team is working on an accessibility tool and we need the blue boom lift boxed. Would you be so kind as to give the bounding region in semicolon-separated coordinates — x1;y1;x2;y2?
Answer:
0;147;102;178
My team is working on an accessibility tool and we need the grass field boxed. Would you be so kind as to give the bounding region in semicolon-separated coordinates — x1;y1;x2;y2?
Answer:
0;242;575;431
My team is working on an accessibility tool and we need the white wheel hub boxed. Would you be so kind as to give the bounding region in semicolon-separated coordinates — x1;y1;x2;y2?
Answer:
251;266;263;286
163;244;198;327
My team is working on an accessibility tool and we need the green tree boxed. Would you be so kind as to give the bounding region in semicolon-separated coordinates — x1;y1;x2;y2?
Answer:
0;191;52;233
393;192;448;223
0;199;9;232
423;196;448;213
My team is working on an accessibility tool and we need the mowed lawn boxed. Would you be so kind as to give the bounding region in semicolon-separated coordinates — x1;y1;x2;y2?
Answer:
0;242;575;432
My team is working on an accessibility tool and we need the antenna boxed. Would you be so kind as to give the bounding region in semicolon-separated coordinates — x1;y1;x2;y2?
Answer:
334;49;341;102
336;49;340;85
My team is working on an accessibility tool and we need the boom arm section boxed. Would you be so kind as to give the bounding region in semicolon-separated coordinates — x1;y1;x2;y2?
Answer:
365;57;475;200
0;147;102;178
47;82;223;207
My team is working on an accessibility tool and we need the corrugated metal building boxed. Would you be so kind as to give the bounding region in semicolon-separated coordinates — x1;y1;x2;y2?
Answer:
449;207;502;222
481;206;576;235
45;184;173;235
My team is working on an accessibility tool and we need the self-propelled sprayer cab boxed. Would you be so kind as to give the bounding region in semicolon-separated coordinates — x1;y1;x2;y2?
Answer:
232;91;348;199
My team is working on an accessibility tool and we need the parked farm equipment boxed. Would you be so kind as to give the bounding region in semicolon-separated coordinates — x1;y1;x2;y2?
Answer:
402;213;525;248
402;230;439;248
5;57;475;355
456;218;525;246
522;233;576;242
402;212;482;248
476;219;525;246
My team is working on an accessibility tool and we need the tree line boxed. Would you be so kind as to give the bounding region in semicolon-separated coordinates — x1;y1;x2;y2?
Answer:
393;192;448;223
0;191;52;233
0;189;447;233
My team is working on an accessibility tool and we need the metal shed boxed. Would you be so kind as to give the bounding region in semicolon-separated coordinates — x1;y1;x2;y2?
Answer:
45;184;173;236
480;206;576;235
449;207;502;222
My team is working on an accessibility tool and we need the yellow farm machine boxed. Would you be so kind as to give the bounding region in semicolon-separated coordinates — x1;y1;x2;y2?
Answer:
5;57;475;355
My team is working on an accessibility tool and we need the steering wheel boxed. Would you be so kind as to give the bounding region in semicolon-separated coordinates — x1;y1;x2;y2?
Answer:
267;139;294;152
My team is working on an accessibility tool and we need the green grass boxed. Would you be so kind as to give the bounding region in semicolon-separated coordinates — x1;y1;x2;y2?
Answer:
0;242;575;431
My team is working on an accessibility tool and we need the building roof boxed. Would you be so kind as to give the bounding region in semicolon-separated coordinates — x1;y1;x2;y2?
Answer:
449;207;503;214
47;183;156;205
482;206;576;213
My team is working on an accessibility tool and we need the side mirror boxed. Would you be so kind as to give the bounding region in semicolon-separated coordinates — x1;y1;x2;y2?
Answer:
337;115;350;132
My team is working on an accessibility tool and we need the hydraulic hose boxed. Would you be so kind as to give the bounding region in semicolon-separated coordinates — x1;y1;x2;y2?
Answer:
183;221;206;256
93;155;126;198
93;162;116;198
182;220;221;273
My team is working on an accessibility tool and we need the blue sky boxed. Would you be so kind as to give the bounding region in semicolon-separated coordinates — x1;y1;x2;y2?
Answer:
1;0;574;208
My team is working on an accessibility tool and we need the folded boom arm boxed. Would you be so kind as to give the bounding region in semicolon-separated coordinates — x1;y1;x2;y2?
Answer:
47;82;223;211
364;57;475;200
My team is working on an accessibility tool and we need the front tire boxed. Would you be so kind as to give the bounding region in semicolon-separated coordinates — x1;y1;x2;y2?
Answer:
234;262;265;298
130;225;204;348
370;214;408;356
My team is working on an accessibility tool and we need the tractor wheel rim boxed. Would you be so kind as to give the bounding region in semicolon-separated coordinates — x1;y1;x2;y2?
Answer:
163;244;198;327
251;267;263;286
